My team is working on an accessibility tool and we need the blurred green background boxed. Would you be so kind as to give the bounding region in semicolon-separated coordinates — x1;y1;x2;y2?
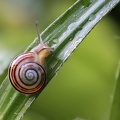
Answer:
0;0;120;120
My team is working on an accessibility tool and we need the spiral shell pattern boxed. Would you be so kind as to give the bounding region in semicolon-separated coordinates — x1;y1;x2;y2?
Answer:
9;52;46;94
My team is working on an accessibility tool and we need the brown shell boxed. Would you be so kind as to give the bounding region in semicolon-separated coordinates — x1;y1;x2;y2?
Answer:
9;52;46;94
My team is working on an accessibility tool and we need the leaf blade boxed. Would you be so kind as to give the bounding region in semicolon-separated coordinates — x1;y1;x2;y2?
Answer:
109;61;120;120
0;0;120;120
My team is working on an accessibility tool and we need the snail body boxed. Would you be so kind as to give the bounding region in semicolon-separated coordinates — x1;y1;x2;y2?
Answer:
8;22;52;94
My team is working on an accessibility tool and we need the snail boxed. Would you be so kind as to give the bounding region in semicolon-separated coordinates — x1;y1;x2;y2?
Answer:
8;21;52;94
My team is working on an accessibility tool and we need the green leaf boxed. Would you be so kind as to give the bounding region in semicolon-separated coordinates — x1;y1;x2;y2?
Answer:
109;61;120;120
0;0;119;120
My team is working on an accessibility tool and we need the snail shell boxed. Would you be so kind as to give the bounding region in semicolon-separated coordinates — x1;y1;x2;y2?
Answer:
8;21;52;94
9;52;45;94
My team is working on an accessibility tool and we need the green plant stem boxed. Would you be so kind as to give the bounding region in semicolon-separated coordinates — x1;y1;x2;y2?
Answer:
109;61;120;120
0;0;119;120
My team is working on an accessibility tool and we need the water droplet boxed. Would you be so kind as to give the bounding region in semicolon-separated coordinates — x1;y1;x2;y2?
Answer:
52;39;59;44
68;22;77;30
70;38;73;41
100;11;104;16
74;31;83;41
108;1;113;8
50;60;59;69
89;14;96;21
